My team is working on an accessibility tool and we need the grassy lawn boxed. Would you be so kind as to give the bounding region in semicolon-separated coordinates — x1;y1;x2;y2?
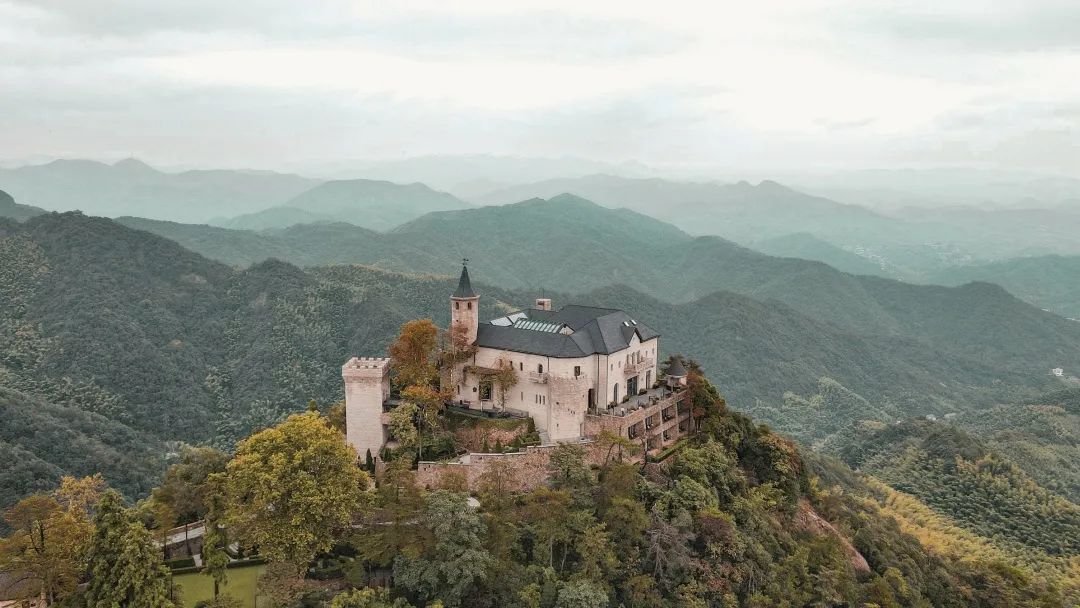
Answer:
172;563;266;608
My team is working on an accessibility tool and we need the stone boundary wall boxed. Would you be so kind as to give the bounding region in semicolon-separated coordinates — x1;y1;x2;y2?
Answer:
415;442;611;492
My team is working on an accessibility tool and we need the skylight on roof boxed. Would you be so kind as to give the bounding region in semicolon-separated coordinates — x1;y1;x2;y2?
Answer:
513;319;564;333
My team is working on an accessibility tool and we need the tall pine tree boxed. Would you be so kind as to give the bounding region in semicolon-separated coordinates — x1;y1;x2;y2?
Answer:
85;490;176;608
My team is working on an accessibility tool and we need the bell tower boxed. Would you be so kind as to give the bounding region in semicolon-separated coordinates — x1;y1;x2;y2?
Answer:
450;260;479;345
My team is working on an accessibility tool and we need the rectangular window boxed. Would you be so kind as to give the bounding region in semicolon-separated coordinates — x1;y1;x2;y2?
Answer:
574;366;581;377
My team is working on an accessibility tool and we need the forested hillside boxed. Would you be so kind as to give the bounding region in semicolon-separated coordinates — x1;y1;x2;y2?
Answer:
4;374;1074;606
2;211;1078;601
119;195;1080;372
475;174;1080;263
929;254;1080;319
0;387;164;519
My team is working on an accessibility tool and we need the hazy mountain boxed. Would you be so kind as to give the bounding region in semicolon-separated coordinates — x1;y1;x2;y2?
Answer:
217;179;470;231
122;194;1080;370
927;254;1080;320
0;188;45;221
213;206;338;231
286;154;656;195
477;174;1080;274
750;232;898;278
0;158;319;223
788;167;1080;210
474;174;897;242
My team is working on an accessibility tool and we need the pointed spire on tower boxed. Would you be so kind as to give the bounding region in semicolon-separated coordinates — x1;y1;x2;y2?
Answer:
453;259;476;298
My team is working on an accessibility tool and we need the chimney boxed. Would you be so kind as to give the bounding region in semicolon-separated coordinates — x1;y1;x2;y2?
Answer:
535;297;552;311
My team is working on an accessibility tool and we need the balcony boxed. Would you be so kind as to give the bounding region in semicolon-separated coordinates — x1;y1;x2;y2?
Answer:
528;371;549;384
624;357;655;375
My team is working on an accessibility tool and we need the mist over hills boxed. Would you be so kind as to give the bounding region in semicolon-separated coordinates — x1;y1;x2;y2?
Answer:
117;193;1080;372
929;255;1080;319
473;173;1080;276
787;167;1080;210
283;153;656;196
475;174;894;240
216;178;470;231
0;188;45;222
0;158;319;223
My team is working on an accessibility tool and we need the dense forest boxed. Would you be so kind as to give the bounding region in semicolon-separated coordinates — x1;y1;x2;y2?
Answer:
2;368;1075;607
1;210;1078;605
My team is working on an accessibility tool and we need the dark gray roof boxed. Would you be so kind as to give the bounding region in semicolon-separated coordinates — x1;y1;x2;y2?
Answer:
666;358;687;377
452;265;476;298
476;304;659;358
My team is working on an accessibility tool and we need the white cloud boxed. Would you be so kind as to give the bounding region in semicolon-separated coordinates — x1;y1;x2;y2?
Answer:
1;0;1077;176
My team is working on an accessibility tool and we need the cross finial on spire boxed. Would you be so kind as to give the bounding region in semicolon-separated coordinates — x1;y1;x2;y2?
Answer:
462;257;469;266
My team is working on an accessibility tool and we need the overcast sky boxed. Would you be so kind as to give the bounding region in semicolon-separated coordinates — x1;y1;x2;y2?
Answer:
1;0;1077;176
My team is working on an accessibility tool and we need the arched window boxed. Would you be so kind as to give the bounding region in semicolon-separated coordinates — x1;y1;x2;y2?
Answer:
455;302;460;310
538;364;544;374
467;302;473;310
613;383;619;402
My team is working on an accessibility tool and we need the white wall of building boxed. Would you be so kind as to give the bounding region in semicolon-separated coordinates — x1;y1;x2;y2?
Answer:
453;334;659;442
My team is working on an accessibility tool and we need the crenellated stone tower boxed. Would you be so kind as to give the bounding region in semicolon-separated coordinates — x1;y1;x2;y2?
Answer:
342;356;390;462
450;262;479;345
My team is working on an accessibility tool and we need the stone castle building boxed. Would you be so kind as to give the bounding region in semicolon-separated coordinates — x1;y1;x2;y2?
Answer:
343;264;691;464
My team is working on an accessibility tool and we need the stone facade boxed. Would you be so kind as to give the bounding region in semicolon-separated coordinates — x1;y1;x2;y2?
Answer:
415;442;613;492
342;357;390;461
451;295;480;345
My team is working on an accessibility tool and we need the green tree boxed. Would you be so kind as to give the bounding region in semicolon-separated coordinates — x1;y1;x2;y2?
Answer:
201;474;230;600
330;587;415;607
401;384;445;461
574;522;618;584
386;401;421;452
522;488;574;569
84;490;175;608
152;445;229;555
223;412;370;567
547;443;590;490
393;491;493;608
352;462;426;568
554;579;607;608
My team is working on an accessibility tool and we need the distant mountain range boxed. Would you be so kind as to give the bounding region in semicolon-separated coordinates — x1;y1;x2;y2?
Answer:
0;158;318;223
474;174;893;240
214;179;470;231
474;173;1080;275
116;193;1080;367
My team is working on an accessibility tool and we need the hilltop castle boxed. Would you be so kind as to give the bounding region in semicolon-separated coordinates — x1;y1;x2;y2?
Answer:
342;264;691;465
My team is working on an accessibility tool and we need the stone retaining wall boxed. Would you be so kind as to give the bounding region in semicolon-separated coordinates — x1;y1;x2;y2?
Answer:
416;442;611;492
